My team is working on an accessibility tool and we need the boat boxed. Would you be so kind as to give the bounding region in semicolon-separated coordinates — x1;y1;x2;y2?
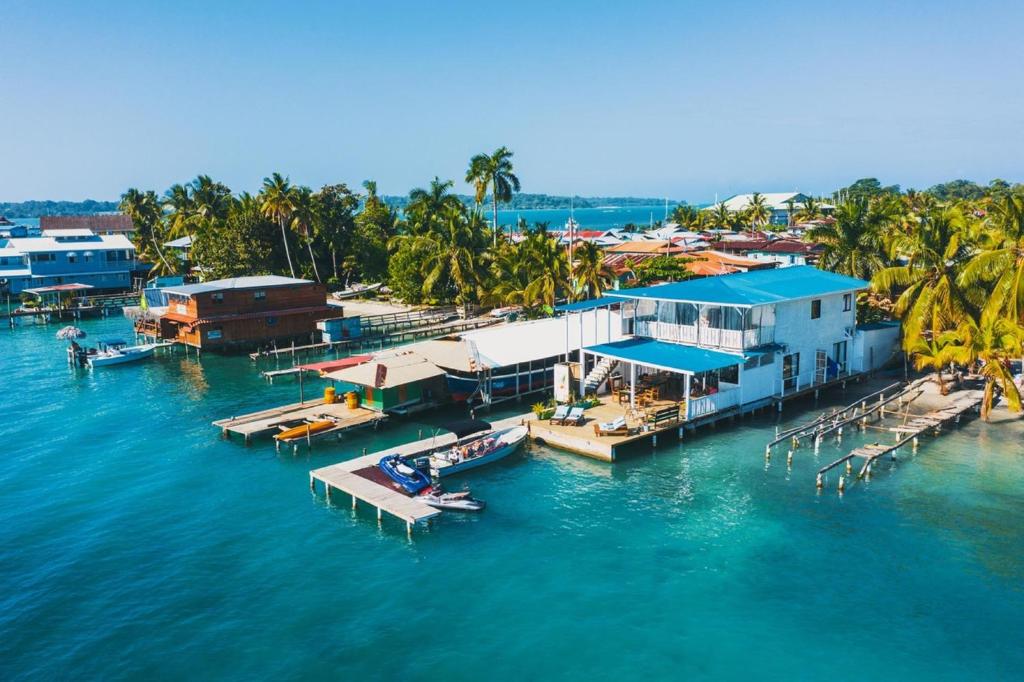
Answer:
378;454;432;494
429;421;529;477
86;340;158;368
419;486;486;512
331;282;382;300
274;419;336;441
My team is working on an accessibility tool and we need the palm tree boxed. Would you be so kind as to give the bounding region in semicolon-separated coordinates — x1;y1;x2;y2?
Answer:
572;241;614;300
416;205;483;317
120;188;175;275
259;172;298;278
872;206;976;345
406;177;462;235
521;229;570;310
290;186;321;282
794;196;823;224
670;204;700;229
466;146;521;248
907;335;952;394
938;305;1024;420
961;194;1024;322
163;183;195;241
746;192;771;233
809;198;893;280
708;202;732;230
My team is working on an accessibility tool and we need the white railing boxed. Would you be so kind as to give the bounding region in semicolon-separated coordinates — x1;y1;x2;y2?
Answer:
635;321;774;351
686;385;741;420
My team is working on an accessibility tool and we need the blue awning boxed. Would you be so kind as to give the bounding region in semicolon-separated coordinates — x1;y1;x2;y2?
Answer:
555;296;621;313
584;337;743;375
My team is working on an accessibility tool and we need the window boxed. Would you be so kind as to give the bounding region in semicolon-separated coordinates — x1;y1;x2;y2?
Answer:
744;356;759;371
843;293;852;312
833;341;848;371
759;354;775;367
254;290;266;300
67;253;77;264
207;328;223;340
266;316;277;326
810;299;821;319
211;293;224;303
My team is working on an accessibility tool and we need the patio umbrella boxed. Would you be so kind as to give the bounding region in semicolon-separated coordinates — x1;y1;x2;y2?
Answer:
56;326;87;340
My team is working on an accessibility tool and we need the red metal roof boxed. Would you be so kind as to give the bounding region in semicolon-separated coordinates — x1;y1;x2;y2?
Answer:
39;215;134;232
299;355;373;374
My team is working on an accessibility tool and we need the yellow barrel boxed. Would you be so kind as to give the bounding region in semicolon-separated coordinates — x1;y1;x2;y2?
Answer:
323;386;337;404
345;391;359;409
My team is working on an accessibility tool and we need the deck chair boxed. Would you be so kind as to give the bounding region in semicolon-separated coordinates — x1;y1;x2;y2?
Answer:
564;407;586;426
593;415;628;437
549;405;570;424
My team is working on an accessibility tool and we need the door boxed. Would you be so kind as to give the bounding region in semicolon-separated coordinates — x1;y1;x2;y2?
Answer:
782;353;799;391
815;350;827;384
832;341;848;376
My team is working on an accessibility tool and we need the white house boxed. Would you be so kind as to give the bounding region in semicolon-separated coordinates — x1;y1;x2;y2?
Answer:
573;266;899;421
715;192;835;226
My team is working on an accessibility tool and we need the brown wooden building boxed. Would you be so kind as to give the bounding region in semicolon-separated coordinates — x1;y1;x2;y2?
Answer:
39;215;135;235
156;276;332;350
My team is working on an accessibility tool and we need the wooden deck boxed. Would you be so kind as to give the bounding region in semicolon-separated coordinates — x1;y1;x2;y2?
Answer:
527;397;685;462
212;398;386;444
309;412;531;534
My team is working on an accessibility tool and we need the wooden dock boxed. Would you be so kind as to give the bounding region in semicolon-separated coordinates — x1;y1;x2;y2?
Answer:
309;413;530;534
212;398;386;445
814;386;984;492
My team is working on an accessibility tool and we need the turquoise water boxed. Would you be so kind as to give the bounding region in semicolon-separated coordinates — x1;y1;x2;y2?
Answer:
2;316;1023;680
498;205;676;231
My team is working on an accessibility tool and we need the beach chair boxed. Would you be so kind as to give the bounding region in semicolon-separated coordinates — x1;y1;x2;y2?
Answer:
593;415;628;437
564;407;585;426
549;405;570;424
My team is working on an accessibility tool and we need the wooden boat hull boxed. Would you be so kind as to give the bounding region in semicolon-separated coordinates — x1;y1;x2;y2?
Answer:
274;420;335;441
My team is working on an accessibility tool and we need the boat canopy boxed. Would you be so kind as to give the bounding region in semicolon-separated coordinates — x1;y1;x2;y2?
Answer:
442;419;492;439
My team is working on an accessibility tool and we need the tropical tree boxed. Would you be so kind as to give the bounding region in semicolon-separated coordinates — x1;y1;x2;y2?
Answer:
794;196;823;223
907;335;952;394
670;204;701;229
466;146;521;247
706;202;733;230
162;183;195;241
808;198;893;280
290;186;321;282
520;228;570;310
872;206;977;344
961;194;1024;322
632;255;692;285
572;241;614;300
746;192;771;233
405;177;462;235
937;304;1024;420
415;205;486;317
259;172;298;278
120;188;175;275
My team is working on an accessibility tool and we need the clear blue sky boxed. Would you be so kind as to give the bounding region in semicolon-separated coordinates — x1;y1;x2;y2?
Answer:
3;0;1022;203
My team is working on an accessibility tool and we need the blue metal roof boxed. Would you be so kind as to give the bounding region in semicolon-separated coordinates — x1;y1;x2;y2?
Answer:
606;266;867;307
584;337;743;375
555;296;620;313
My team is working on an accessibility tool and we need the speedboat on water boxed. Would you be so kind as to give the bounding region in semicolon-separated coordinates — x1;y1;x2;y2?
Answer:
86;339;158;368
378;454;432;494
429;422;528;478
419;485;486;512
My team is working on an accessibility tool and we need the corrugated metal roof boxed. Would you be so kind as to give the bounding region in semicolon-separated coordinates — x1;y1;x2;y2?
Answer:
4;234;134;253
324;350;444;388
607;266;867;307
163;275;313;296
585;337;743;374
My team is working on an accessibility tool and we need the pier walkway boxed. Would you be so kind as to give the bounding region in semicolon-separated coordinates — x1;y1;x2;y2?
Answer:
213;398;386;445
309;413;530;534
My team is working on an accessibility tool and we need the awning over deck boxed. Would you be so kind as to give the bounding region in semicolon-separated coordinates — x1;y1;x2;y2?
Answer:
555;296;620;313
584;337;743;375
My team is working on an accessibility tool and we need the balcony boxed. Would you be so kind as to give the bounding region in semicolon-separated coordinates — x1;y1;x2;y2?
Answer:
686;384;741;420
635;320;774;351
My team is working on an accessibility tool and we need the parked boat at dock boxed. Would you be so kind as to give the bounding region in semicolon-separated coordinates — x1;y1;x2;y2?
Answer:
378;454;432;494
419;487;486;512
84;340;159;368
429;421;529;477
274;419;336;441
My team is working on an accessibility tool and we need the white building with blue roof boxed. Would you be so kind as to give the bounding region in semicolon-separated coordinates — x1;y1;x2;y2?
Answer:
571;266;899;421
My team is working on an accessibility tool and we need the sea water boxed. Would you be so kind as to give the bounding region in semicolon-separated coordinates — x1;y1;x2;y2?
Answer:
1;316;1023;680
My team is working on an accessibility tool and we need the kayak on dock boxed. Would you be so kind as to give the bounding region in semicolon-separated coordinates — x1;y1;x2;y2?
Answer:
274;419;336;441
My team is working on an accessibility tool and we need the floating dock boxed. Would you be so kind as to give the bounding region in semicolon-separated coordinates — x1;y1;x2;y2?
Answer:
212;398;386;445
308;413;530;534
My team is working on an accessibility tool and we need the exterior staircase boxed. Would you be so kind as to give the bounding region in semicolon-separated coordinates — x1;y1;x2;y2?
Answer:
583;357;619;394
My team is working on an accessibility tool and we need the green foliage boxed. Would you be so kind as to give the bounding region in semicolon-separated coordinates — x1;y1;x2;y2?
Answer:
0;200;117;218
629;255;692;285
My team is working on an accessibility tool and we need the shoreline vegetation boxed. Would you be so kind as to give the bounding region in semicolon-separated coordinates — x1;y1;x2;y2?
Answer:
7;150;1023;421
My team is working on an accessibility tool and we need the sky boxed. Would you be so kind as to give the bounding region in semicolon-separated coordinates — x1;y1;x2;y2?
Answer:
2;0;1023;204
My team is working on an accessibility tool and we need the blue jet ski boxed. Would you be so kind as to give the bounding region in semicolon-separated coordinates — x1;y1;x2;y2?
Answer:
378;454;431;494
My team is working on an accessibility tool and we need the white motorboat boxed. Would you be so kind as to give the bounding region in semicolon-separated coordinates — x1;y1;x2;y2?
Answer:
419;487;486;512
429;423;528;477
331;282;382;300
87;339;157;368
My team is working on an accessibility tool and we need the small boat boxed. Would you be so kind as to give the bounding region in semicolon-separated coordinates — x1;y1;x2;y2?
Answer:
87;340;157;368
378;454;432;494
429;422;529;477
331;282;382;300
274;419;335;441
419;487;486;512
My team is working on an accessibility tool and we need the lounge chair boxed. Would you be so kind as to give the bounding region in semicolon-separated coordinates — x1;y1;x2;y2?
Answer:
564;407;585;426
549;405;569;424
593;416;628;437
